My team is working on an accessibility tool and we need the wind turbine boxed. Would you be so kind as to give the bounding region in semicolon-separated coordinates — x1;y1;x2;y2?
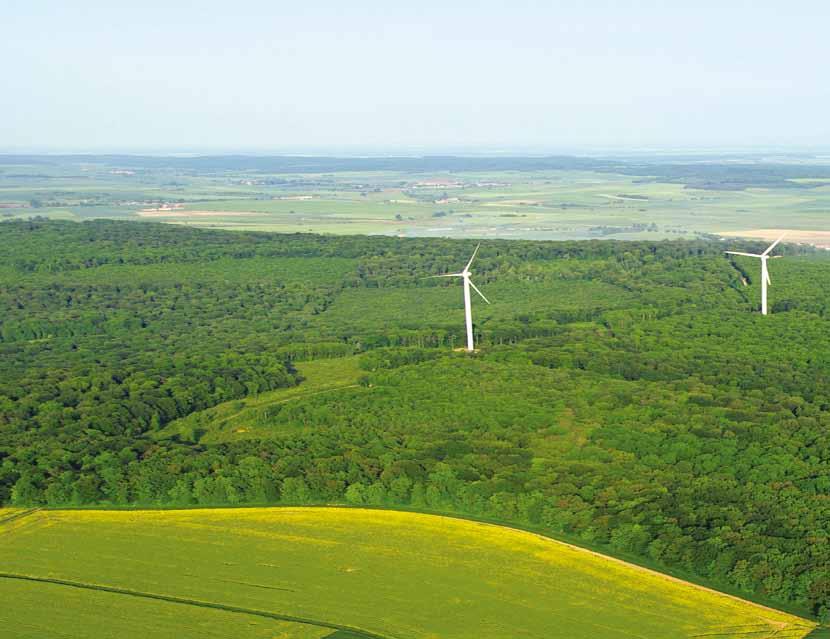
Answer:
725;233;786;315
429;244;490;351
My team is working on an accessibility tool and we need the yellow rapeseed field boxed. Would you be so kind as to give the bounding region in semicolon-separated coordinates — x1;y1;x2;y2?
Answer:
0;578;330;639
0;507;817;639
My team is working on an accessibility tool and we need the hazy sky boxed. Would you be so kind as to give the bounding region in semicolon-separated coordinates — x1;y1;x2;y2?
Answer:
2;1;829;153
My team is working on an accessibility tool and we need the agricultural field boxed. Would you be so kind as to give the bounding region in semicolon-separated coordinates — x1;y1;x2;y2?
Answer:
1;155;830;242
0;507;817;639
0;578;333;639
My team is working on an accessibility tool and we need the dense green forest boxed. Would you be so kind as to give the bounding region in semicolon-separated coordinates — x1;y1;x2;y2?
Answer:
1;219;829;621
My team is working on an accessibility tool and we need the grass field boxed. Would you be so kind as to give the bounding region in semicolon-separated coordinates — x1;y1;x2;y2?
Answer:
133;174;830;241
3;161;830;242
0;579;333;639
157;357;366;444
0;507;816;639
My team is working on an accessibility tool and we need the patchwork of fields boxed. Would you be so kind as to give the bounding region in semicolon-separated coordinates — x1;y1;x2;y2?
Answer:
0;507;817;639
2;158;830;242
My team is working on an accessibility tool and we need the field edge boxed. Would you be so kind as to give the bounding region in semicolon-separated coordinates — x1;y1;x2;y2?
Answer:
33;503;819;626
0;572;385;639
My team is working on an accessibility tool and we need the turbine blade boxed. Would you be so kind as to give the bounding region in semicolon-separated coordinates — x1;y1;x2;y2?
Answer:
468;279;490;304
766;270;771;286
725;251;761;258
762;232;787;256
464;243;481;272
424;273;464;279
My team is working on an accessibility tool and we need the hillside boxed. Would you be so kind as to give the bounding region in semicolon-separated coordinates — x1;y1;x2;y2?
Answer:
1;219;829;624
0;507;816;639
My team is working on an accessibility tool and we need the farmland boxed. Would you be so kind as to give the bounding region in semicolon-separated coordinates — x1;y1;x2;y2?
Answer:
0;578;332;639
0;507;817;639
1;155;830;242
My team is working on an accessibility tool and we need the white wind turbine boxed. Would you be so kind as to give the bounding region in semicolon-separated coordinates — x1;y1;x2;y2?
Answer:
429;244;490;351
725;233;786;315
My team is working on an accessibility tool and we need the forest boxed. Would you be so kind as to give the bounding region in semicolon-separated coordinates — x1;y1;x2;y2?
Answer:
1;218;829;621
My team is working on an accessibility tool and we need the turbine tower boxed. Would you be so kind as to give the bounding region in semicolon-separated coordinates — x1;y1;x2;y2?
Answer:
725;233;786;315
430;244;490;351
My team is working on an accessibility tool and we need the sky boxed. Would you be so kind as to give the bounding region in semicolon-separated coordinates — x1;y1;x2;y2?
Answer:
2;0;829;153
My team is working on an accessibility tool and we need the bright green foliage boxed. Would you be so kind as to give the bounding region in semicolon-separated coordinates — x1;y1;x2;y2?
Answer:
156;357;365;444
1;219;830;621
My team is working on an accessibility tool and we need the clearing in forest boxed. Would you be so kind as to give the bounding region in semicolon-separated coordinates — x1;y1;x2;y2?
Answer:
156;357;364;444
0;507;816;639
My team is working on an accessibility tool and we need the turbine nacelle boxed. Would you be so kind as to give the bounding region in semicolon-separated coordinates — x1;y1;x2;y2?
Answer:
428;244;490;351
725;232;786;315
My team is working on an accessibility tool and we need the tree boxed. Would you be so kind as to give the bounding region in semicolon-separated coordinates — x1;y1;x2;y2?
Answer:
345;482;367;505
281;477;312;503
11;474;42;506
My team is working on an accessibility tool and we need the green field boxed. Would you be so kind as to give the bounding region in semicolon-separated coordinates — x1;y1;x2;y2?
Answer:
3;157;830;242
0;579;333;639
157;357;366;444
158;174;830;241
0;507;816;639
